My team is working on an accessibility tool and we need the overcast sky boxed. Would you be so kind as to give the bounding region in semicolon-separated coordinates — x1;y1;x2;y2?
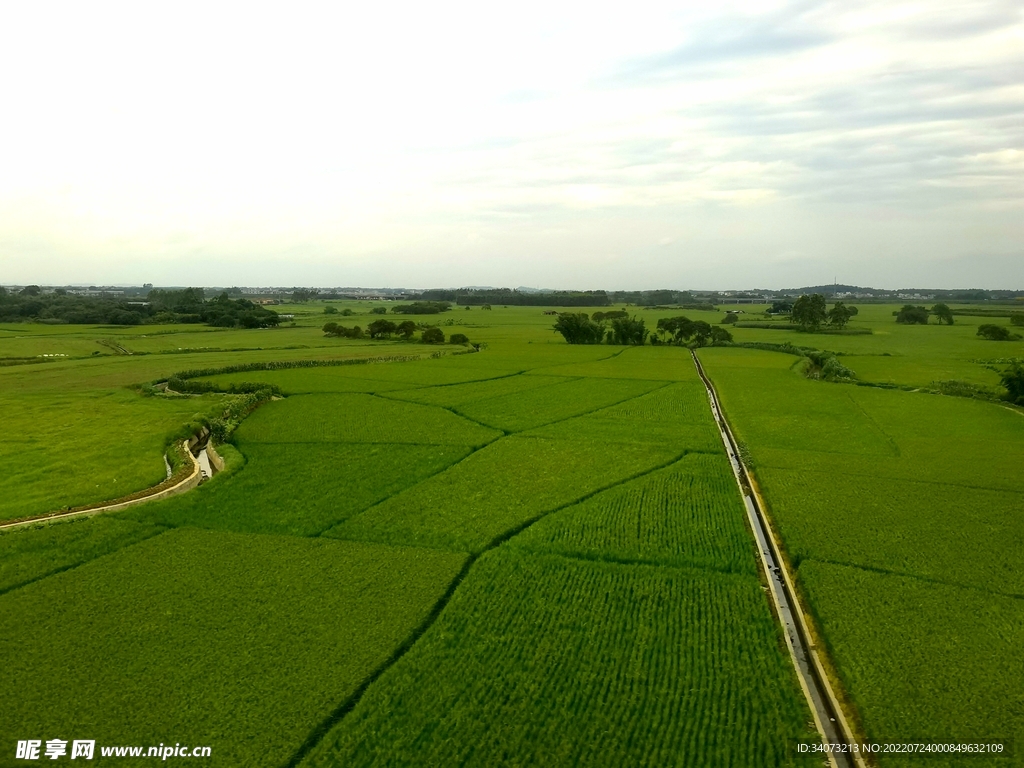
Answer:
1;1;1021;290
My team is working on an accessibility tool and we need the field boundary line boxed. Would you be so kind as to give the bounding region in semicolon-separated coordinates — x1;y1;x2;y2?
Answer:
806;556;1024;602
366;391;516;435
692;349;866;768
492;379;674;435
516;545;759;579
482;449;690;552
0;526;172;598
283;553;476;768
320;441;500;535
757;462;1024;496
0;441;202;532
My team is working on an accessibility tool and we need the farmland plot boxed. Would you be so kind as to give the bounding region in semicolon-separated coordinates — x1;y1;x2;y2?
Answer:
234;393;501;446
531;345;704;381
0;528;467;767
384;372;567;408
800;561;1024;768
456;376;664;433
521;381;720;451
327;436;681;552
698;346;1024;759
0;516;164;594
0;390;221;521
128;442;474;537
302;550;817;768
509;453;758;575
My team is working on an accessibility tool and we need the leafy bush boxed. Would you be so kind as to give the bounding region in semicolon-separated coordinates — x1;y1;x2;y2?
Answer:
721;314;738;324
391;301;452;315
370;306;388;315
1011;313;1024;327
368;319;398;339
791;294;827;330
323;322;363;339
1000;362;1024;405
896;305;929;324
421;327;445;344
977;324;1021;341
606;316;649;346
450;333;470;345
553;313;604;344
592;310;628;322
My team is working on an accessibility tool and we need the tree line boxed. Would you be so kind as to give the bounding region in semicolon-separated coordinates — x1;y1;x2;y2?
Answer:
0;286;279;328
323;320;469;345
789;294;859;331
553;313;733;347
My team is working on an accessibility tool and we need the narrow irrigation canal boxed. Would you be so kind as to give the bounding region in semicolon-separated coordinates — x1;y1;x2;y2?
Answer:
691;350;862;768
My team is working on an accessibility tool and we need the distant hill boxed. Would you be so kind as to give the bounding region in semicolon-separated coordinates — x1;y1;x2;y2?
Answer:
781;284;885;295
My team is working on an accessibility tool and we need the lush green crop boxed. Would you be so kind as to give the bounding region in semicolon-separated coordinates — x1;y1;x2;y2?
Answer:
0;528;467;767
521;381;720;451
800;561;1023;767
456;376;664;433
384;372;567;408
303;550;817;768
233;393;502;446
531;345;704;381
698;345;1024;758
128;442;475;537
327;436;681;552
509;453;756;575
0;390;223;521
0;516;164;594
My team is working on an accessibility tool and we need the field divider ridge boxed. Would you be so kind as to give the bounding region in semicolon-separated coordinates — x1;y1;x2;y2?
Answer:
0;525;172;598
691;349;867;768
282;552;477;768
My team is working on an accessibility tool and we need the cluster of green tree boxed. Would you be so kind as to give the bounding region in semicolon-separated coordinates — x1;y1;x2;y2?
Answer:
590;310;628;322
790;294;859;331
1011;313;1024;327
895;303;954;325
551;313;606;344
1001;363;1024;405
419;288;611;307
721;314;738;324
166;291;281;328
552;312;733;347
323;320;459;344
607;316;649;345
977;324;1023;342
0;286;278;328
654;316;733;347
323;306;355;316
390;301;452;314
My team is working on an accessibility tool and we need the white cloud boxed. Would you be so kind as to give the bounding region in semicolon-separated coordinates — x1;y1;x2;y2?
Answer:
0;0;1022;288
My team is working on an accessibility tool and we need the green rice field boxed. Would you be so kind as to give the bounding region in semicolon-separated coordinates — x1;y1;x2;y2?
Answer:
698;345;1024;765
1;301;1021;766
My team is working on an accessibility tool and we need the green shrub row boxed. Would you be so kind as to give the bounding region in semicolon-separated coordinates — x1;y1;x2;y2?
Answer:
167;354;424;382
